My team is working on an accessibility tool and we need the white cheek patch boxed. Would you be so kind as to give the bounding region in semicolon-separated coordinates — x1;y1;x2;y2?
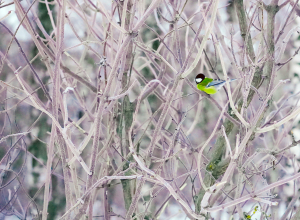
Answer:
195;78;202;83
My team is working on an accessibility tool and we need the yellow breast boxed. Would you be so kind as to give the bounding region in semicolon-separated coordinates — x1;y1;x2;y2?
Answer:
197;84;217;94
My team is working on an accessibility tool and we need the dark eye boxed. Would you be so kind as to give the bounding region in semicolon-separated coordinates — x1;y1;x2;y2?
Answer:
195;73;205;84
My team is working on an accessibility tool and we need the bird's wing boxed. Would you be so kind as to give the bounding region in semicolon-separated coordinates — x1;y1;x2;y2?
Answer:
206;80;226;88
206;79;237;88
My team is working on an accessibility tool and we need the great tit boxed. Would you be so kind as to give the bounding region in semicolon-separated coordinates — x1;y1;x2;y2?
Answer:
195;73;236;94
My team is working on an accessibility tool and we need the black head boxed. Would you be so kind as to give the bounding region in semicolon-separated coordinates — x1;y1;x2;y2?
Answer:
195;73;205;84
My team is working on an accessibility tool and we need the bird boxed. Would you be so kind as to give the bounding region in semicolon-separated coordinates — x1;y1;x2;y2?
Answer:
194;73;236;94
